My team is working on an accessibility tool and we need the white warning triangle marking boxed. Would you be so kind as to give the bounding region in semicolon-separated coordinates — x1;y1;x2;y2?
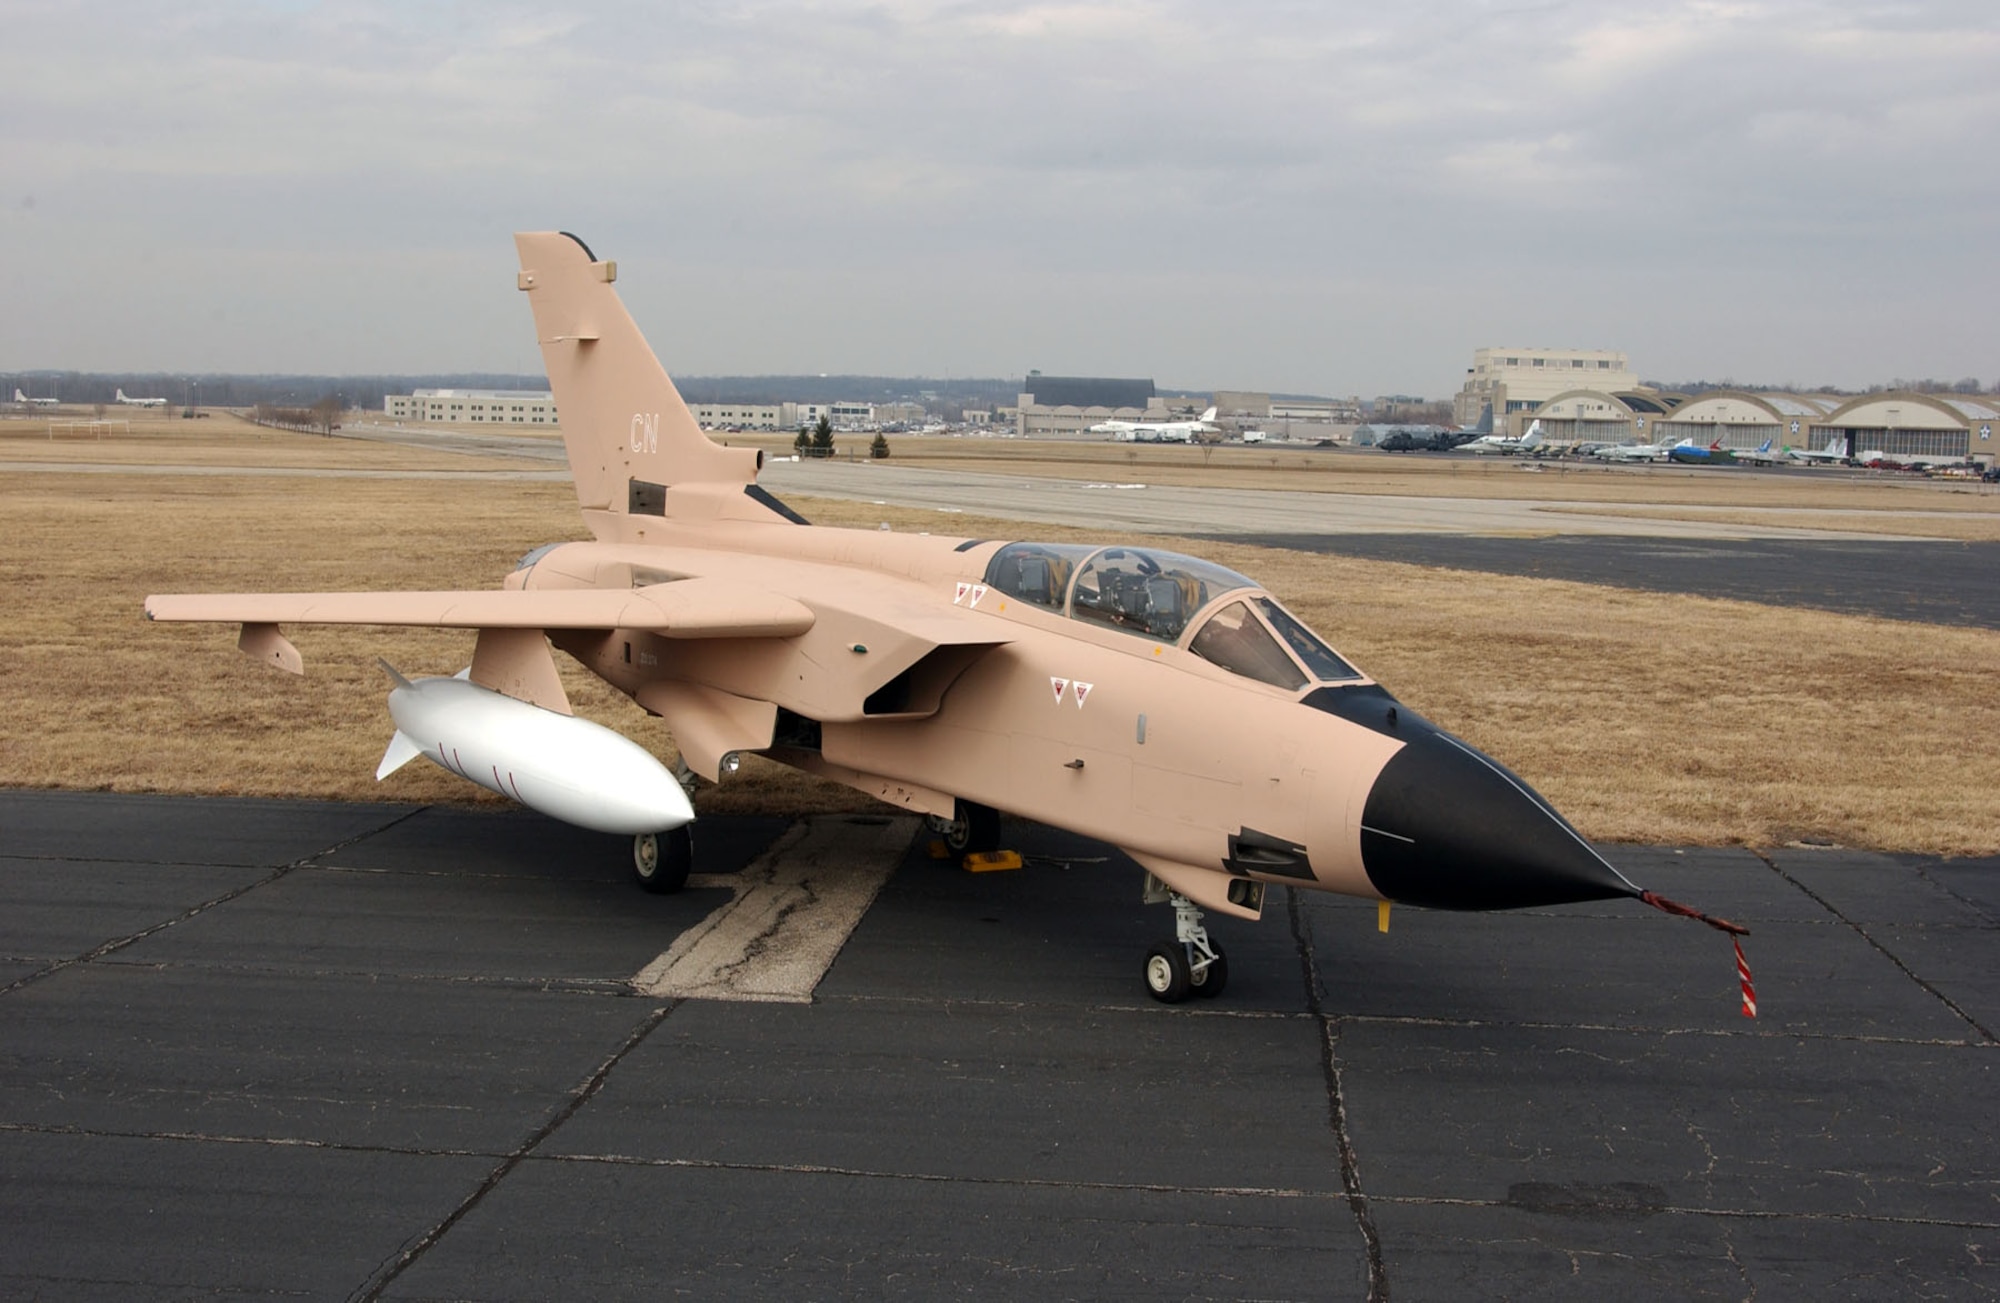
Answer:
1073;681;1093;709
954;582;970;604
1051;677;1069;704
970;584;988;607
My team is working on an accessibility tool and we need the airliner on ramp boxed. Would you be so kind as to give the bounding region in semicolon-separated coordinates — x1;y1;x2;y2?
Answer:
1090;407;1218;443
115;388;169;408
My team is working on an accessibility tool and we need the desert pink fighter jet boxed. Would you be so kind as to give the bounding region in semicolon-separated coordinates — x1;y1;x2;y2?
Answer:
147;232;1749;1006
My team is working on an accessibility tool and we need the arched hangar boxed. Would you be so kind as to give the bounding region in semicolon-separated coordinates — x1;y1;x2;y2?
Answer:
1653;391;1835;453
1810;392;2000;465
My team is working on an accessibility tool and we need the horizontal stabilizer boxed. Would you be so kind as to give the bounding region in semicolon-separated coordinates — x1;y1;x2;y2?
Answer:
375;730;424;780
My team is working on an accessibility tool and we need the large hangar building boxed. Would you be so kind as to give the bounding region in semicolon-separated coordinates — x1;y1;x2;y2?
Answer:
1651;391;1840;451
1809;393;2000;463
1012;374;1162;437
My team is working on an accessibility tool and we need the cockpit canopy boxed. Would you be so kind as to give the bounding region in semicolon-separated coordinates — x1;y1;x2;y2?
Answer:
983;542;1360;690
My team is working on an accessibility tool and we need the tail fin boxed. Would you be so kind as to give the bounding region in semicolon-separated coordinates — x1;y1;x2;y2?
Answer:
513;231;777;529
1199;406;1218;423
375;730;423;780
116;389;127;402
12;389;23;402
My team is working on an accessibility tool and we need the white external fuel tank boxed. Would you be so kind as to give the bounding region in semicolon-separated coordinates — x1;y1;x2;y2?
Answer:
375;668;693;835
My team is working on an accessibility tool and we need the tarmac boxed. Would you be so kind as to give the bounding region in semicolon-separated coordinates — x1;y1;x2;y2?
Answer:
2;790;1994;1299
1223;534;2000;630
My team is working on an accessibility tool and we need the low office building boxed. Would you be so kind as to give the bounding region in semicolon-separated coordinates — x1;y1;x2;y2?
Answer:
691;403;784;430
384;389;557;424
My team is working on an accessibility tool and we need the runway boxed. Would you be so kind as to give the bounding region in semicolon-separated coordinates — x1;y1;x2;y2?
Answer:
334;423;1960;541
1226;533;2000;629
3;791;1993;1298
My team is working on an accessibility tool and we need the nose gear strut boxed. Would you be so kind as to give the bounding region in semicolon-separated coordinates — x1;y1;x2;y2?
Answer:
1141;879;1229;1003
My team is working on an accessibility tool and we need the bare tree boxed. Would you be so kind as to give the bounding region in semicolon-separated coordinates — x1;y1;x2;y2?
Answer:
311;396;341;435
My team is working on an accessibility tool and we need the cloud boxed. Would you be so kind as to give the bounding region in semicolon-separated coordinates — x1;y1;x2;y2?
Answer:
1;0;1995;392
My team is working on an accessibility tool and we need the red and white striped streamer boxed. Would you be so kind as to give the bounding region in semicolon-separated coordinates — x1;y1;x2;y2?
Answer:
1734;938;1757;1019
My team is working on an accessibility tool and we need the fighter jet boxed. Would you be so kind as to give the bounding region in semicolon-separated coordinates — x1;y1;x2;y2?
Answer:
145;232;1748;1005
1787;436;1849;465
1456;420;1544;456
1736;439;1787;466
1596;437;1677;463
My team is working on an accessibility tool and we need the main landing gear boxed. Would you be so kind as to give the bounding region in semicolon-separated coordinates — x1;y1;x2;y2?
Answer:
927;799;1001;857
632;826;693;894
1142;889;1228;1004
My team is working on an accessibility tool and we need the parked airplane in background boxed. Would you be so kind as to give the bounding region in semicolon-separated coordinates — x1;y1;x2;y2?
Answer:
1457;420;1544;456
14;388;58;408
1667;439;1735;465
1787;437;1849;465
144;231;1750;1007
115;388;169;408
1090;407;1218;443
1736;439;1787;466
1596;438;1673;463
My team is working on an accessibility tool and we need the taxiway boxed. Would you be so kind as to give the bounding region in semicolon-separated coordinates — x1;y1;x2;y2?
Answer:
2;791;1993;1299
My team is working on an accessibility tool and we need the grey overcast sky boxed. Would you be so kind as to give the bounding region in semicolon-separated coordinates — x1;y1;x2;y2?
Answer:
4;0;1995;397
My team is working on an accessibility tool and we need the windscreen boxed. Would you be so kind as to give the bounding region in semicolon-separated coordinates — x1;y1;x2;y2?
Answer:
1257;597;1360;681
1189;600;1307;690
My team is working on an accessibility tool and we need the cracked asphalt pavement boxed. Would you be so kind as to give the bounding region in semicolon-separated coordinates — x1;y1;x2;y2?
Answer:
1;791;1994;1299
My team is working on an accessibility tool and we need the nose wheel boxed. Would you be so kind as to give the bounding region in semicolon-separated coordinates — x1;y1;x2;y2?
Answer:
1142;891;1228;1003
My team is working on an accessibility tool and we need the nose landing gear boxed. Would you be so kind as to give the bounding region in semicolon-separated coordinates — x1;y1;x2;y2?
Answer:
1142;889;1228;1003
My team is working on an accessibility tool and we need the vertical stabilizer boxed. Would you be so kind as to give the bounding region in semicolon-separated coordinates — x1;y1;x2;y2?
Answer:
514;231;764;522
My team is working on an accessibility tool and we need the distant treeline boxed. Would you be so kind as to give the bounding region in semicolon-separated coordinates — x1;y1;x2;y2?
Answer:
1648;376;1995;397
5;371;1034;413
2;372;548;410
248;399;342;435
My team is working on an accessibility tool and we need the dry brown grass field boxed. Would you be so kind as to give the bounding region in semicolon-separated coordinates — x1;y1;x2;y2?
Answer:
0;411;546;474
2;424;1994;856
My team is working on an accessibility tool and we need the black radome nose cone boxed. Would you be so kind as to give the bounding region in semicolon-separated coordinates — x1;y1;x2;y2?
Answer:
1360;732;1638;910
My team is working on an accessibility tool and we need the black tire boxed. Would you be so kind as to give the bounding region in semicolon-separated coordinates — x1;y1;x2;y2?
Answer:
1143;941;1192;1004
941;800;1002;856
633;826;693;894
1191;947;1229;999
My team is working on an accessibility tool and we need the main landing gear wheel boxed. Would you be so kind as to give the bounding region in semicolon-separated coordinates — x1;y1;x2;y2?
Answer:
934;800;1001;856
632;826;693;894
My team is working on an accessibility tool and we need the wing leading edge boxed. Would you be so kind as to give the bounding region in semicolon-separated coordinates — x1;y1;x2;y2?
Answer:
144;577;815;639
